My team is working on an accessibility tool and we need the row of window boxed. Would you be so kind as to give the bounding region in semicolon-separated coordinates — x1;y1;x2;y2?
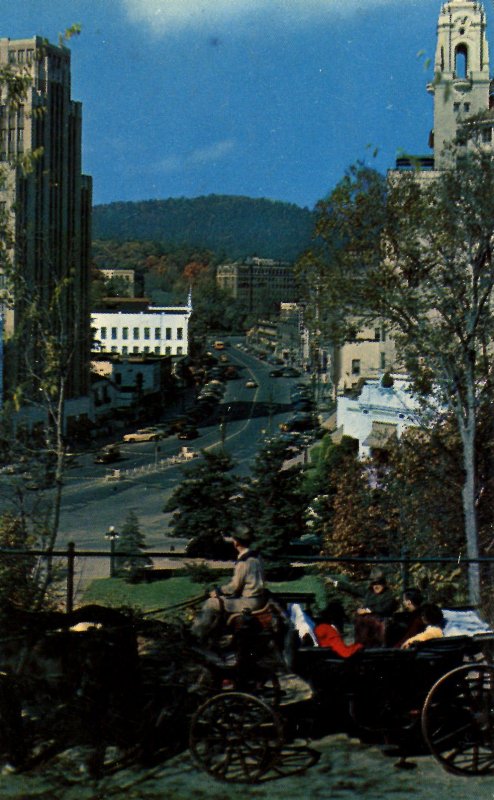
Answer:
8;49;34;65
104;345;183;356
99;326;183;341
453;101;470;113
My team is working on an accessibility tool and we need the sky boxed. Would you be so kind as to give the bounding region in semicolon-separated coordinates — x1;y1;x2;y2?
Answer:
0;0;474;208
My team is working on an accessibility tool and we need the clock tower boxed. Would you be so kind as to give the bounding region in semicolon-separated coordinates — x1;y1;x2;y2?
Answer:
428;1;490;167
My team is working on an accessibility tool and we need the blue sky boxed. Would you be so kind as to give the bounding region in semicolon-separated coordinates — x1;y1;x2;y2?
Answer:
1;0;461;208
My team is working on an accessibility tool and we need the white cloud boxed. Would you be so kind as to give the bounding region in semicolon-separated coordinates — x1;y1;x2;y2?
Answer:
122;0;418;34
157;139;235;173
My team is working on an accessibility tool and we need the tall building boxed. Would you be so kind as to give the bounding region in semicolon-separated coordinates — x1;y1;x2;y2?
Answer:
0;37;92;401
427;0;491;167
216;257;298;312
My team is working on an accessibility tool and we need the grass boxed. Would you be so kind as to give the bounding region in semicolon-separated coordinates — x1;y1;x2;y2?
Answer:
81;571;328;614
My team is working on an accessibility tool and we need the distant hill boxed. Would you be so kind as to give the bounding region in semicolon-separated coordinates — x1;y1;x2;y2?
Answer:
92;195;315;261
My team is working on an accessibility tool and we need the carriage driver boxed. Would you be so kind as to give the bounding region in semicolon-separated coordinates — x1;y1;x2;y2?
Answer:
191;525;267;643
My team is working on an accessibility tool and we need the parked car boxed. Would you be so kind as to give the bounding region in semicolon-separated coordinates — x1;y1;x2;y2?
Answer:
165;417;189;434
279;413;316;433
94;444;121;464
269;369;284;378
245;379;258;388
123;427;163;443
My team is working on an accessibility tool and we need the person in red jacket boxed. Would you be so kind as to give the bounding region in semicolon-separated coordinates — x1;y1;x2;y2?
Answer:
314;601;364;658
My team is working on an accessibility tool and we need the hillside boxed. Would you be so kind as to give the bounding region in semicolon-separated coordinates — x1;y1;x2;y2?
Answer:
92;195;315;261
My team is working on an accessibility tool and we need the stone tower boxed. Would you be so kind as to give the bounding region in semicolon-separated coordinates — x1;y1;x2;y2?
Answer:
428;1;490;168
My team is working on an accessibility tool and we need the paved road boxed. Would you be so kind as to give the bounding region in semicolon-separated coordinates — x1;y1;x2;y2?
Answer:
48;347;302;590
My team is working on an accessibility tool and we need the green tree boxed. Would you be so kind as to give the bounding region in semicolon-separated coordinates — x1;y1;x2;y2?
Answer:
164;451;238;558
238;438;308;567
297;151;494;604
114;510;150;580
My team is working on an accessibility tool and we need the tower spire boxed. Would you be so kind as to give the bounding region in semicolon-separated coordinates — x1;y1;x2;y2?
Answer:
428;1;490;167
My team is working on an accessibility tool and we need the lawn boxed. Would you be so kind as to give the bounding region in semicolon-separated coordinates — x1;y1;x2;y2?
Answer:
81;571;327;616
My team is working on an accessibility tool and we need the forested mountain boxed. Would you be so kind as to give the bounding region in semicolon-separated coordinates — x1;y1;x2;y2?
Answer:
92;195;315;261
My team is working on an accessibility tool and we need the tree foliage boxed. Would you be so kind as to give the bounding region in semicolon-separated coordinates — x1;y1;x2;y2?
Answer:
114;510;150;580
238;438;308;567
164;451;238;558
92;195;314;262
298;151;494;603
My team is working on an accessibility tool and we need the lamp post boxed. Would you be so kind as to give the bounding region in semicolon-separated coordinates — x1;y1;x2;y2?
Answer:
105;525;120;578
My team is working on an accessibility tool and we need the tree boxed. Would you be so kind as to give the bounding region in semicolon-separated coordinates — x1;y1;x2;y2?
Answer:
164;450;238;558
238;438;308;568
114;510;150;580
297;151;494;604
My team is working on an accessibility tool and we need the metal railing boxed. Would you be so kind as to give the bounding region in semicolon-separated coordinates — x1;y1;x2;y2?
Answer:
0;545;493;613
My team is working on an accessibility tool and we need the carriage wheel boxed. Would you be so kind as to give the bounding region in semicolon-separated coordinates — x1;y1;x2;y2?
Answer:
421;663;494;775
189;691;284;783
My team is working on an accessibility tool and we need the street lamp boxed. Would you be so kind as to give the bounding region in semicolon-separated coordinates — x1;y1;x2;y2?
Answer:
105;525;120;578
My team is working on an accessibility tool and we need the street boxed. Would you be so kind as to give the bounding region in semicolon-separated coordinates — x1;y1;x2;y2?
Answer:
49;347;304;586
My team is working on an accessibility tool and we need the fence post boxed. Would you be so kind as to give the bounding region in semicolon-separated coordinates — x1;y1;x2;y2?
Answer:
401;546;409;595
66;541;75;614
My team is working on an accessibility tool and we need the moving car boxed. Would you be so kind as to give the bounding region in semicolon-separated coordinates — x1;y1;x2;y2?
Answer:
177;427;199;440
123;427;164;443
94;444;121;464
245;379;258;388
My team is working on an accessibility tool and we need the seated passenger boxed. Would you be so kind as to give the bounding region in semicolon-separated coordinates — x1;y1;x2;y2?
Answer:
331;569;398;646
388;587;425;647
401;603;445;649
314;601;363;658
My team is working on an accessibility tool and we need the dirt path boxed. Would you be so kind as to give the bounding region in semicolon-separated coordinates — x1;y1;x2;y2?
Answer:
1;734;493;800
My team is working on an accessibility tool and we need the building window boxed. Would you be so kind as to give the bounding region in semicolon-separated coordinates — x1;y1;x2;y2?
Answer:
374;328;381;341
155;327;161;339
122;327;128;340
144;327;150;340
100;327;107;339
165;327;172;340
111;346;118;353
111;327;117;340
177;327;183;340
17;50;25;63
351;359;360;376
122;346;128;355
453;102;460;112
455;44;468;79
26;50;34;64
380;352;386;369
483;128;493;143
464;102;470;112
8;51;16;64
133;327;139;339
165;346;172;355
143;346;149;353
133;346;139;353
154;346;160;354
177;346;183;355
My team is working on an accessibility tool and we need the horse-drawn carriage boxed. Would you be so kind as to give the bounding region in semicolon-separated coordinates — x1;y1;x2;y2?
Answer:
0;598;493;784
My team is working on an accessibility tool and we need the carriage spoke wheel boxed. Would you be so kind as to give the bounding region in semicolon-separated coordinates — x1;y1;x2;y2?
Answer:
421;664;494;775
189;691;284;783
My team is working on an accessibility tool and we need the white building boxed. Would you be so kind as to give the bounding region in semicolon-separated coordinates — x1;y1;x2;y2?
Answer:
91;302;192;358
335;376;421;460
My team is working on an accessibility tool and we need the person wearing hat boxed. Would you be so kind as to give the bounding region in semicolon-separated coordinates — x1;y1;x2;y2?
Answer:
191;525;267;643
330;568;398;646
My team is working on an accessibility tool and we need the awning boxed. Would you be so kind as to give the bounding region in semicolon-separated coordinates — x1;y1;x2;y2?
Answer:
362;421;397;449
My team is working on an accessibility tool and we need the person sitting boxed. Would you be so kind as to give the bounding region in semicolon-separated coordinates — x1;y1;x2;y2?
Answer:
191;525;267;644
387;587;425;647
401;603;445;649
331;569;398;646
314;601;364;658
